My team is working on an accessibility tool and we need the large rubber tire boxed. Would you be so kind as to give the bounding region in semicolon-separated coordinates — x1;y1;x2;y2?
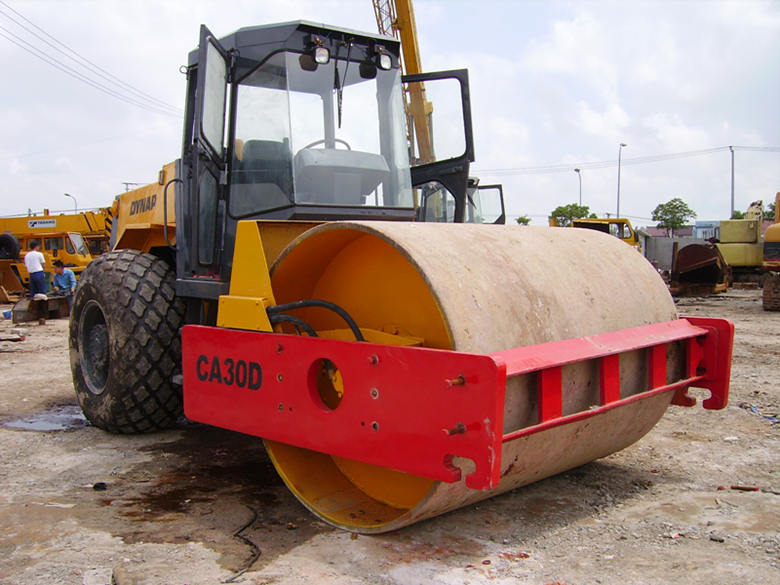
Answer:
69;249;185;433
0;233;20;259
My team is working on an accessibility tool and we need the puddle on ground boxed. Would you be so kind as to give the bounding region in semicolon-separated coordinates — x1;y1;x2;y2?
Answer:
2;404;88;431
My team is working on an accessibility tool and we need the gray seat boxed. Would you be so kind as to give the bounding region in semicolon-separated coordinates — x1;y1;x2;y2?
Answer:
293;149;390;205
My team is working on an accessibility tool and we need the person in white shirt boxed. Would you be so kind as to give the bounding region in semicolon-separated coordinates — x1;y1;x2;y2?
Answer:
24;241;47;297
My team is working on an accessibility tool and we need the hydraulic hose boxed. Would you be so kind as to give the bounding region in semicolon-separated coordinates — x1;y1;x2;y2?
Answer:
266;299;364;342
268;313;318;338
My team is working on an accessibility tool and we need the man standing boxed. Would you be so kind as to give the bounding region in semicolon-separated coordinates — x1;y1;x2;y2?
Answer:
24;241;46;298
52;260;77;308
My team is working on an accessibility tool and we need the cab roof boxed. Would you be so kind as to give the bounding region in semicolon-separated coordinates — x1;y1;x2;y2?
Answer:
188;20;400;67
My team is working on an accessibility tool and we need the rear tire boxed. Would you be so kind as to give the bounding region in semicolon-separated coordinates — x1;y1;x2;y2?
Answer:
0;234;20;259
69;249;185;433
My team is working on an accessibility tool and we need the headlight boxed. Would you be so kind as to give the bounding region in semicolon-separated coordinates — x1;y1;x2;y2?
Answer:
314;46;330;64
377;52;392;70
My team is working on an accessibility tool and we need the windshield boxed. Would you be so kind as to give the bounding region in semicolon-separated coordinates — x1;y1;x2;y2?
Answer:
68;233;88;255
230;51;412;217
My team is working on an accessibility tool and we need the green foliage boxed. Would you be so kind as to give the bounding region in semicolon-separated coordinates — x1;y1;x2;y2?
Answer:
515;215;531;225
731;210;745;219
765;201;775;221
549;203;595;227
651;197;697;235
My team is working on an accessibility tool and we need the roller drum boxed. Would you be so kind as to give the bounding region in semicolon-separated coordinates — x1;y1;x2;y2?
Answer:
265;222;679;532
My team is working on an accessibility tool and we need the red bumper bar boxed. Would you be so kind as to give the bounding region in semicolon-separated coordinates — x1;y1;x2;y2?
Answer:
182;317;733;490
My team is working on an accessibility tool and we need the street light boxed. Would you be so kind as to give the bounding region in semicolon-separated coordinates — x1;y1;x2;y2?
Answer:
616;143;627;217
64;193;78;213
574;168;582;206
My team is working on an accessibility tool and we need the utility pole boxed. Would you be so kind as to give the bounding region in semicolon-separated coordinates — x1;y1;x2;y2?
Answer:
616;143;627;217
729;145;735;218
574;168;582;206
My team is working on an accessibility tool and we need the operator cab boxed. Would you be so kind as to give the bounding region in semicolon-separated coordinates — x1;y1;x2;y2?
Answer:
177;21;475;297
229;38;413;217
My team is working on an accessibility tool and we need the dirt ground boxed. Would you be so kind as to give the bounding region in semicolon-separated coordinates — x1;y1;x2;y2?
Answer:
0;289;777;585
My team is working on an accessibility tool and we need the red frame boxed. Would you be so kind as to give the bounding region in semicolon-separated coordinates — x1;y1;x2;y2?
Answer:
182;317;733;491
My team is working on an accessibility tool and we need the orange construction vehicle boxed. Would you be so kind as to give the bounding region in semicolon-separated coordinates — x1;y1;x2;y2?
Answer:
69;20;733;533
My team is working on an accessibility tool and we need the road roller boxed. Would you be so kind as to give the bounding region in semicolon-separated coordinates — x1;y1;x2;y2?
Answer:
69;21;734;533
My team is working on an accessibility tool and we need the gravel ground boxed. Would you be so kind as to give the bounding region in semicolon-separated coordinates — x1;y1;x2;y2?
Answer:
0;289;777;585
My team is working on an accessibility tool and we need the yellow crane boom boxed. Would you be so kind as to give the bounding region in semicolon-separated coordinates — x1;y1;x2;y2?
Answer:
373;0;434;164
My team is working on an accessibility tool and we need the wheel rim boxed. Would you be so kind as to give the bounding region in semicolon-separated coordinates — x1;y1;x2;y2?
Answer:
78;299;110;395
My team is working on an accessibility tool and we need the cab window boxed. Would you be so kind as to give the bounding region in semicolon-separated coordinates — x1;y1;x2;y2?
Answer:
45;237;64;251
68;233;88;255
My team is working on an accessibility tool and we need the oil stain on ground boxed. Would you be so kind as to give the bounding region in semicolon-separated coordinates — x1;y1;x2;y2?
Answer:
92;424;331;572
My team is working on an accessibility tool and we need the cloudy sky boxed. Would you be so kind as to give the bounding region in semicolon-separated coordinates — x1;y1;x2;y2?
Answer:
1;0;778;225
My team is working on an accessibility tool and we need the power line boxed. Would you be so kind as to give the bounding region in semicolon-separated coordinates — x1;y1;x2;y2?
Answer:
0;26;179;117
733;146;780;152
475;145;780;176
0;0;181;113
0;1;181;117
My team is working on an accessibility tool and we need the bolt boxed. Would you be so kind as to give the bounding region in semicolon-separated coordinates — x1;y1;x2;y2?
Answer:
276;344;284;353
368;354;379;365
370;388;379;400
371;421;379;432
276;374;284;382
446;375;466;388
277;403;284;411
444;422;467;436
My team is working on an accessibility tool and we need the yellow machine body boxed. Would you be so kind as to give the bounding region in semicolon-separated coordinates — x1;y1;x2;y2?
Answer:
717;200;765;273
0;208;112;253
112;162;177;252
717;242;764;268
0;207;113;289
3;232;93;287
568;218;641;252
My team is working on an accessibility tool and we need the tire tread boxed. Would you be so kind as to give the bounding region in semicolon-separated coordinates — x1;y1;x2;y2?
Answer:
70;250;184;434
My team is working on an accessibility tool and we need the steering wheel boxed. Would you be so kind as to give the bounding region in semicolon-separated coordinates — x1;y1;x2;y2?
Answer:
302;138;352;150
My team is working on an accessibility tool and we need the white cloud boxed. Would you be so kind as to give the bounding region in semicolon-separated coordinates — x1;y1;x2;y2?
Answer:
576;101;629;138
522;12;618;103
0;0;777;226
643;113;712;151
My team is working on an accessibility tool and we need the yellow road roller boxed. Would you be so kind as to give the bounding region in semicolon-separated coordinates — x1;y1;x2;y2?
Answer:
70;21;734;533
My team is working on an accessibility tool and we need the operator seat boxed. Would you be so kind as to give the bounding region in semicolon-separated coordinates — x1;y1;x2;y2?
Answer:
231;139;293;213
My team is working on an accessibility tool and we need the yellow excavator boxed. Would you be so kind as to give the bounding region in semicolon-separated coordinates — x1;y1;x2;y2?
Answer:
70;20;733;533
549;216;641;252
762;192;780;311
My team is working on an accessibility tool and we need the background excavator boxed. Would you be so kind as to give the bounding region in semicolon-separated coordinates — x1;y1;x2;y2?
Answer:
69;19;733;533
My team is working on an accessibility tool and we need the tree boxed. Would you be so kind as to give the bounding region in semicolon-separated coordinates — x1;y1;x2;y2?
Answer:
766;200;775;221
651;197;696;236
731;210;745;219
549;203;596;227
515;215;531;225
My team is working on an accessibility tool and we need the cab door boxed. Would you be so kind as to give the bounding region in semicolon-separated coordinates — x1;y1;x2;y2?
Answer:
402;69;474;223
178;25;231;294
